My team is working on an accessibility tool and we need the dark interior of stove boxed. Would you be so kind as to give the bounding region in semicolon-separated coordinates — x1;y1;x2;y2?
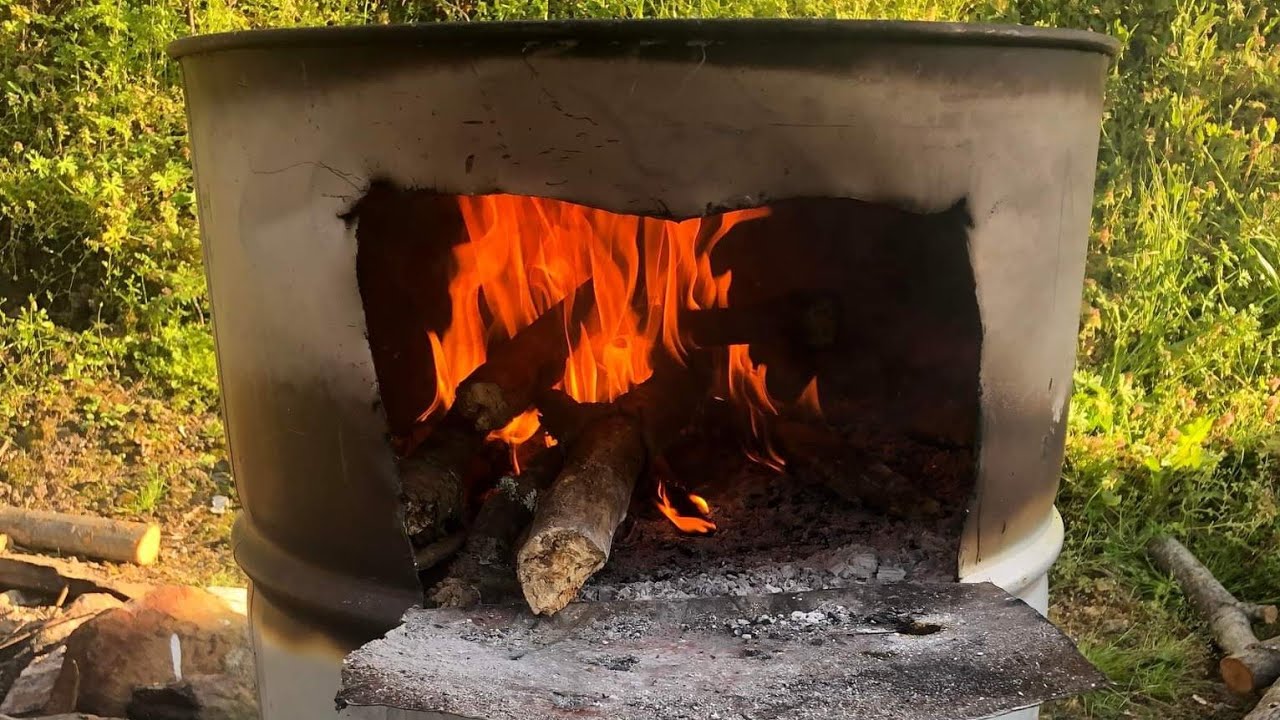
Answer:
349;182;981;613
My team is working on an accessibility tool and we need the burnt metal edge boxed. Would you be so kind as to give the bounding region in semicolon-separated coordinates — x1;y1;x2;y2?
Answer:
167;19;1119;61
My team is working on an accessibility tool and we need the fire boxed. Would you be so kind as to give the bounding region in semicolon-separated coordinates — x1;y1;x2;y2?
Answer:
797;376;824;419
727;345;786;471
487;409;542;473
655;478;717;535
421;194;783;532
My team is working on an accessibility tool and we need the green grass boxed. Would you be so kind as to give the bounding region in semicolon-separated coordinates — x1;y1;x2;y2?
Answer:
2;0;1279;716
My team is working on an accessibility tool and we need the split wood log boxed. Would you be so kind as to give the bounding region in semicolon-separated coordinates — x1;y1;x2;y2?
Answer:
429;449;564;608
516;357;707;616
680;290;840;351
0;535;7;554
1147;536;1280;695
453;281;595;434
396;422;477;542
0;509;159;566
399;283;595;542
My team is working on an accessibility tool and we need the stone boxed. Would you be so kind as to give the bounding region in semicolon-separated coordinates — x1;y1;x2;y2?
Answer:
33;594;125;655
54;586;254;717
127;674;257;720
0;647;65;715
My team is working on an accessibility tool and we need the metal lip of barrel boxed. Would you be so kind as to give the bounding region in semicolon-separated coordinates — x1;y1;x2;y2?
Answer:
166;19;1120;61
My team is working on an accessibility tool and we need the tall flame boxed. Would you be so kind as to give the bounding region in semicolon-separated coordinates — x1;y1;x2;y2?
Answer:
421;194;779;532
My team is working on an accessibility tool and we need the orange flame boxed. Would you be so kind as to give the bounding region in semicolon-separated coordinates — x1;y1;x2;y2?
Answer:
421;195;773;529
796;377;824;419
728;345;786;471
487;409;542;473
655;478;717;535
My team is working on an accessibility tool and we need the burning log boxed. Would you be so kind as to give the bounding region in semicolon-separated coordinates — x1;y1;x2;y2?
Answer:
429;449;564;608
400;284;595;542
453;282;594;434
1148;535;1280;701
517;358;707;616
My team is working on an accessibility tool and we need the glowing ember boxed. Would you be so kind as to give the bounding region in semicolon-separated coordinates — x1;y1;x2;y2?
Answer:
655;479;717;535
421;194;787;533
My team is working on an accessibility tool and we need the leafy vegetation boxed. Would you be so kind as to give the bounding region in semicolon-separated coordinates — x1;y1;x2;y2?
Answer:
2;0;1277;716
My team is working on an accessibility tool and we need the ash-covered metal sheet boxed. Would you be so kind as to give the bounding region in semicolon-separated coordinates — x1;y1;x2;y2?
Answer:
338;582;1104;720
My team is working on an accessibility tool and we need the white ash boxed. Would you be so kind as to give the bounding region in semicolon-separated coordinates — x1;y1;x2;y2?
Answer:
582;463;959;602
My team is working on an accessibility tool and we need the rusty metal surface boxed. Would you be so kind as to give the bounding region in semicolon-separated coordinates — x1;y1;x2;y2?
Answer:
339;582;1105;720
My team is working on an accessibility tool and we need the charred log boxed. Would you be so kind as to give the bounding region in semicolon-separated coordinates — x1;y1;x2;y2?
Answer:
429;449;564;608
516;357;708;616
680;290;840;351
453;282;595;434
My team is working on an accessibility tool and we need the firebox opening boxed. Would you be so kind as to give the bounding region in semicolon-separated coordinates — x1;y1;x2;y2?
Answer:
351;181;981;611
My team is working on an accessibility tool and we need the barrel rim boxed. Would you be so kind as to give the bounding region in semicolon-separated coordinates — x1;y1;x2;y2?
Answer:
167;19;1120;61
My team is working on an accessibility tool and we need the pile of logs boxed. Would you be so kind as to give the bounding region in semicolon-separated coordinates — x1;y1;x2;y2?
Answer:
398;282;842;616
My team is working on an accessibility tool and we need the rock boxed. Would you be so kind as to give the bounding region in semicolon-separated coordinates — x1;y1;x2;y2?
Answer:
33;594;125;655
0;647;65;715
55;586;254;717
202;588;246;617
127;674;257;720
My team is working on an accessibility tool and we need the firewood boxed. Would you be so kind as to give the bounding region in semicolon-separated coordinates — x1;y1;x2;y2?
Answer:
429;449;563;608
453;282;595;434
1147;536;1280;694
0;534;7;554
680;290;840;350
0;509;160;566
516;357;707;616
515;414;645;616
400;283;595;542
398;422;477;543
1245;674;1280;720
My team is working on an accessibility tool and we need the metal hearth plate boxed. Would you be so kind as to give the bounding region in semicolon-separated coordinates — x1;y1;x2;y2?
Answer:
338;582;1104;720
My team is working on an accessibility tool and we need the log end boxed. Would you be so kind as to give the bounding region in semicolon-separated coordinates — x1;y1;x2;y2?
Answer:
457;382;512;433
516;530;606;616
133;524;162;566
1223;655;1260;694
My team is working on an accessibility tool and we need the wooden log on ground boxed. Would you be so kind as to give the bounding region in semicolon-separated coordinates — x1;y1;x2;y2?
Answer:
453;282;594;434
0;509;159;566
1225;638;1280;697
1245;674;1280;720
516;357;708;616
429;449;564;608
1147;536;1280;694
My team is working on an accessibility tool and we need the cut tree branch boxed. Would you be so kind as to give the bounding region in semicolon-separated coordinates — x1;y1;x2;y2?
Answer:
1147;535;1280;695
400;283;595;542
453;281;595;434
516;356;708;616
0;508;160;566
